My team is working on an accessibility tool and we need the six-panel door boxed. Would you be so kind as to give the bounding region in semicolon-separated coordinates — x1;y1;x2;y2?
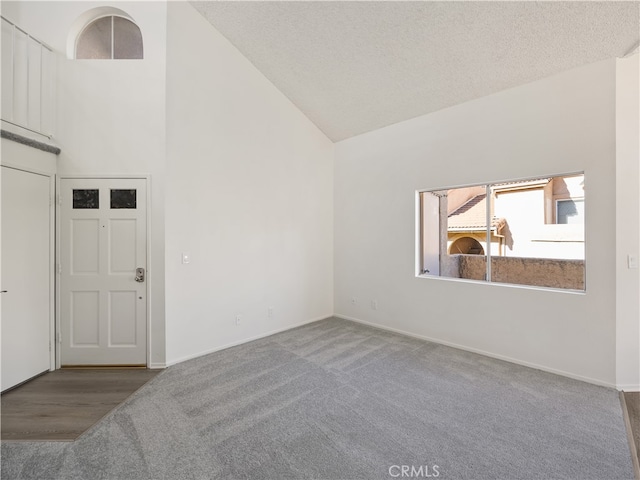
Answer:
60;178;147;366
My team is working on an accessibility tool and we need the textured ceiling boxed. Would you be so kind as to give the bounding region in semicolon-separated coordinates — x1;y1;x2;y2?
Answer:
191;1;640;142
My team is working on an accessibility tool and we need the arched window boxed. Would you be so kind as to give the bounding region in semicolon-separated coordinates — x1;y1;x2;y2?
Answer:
71;8;143;60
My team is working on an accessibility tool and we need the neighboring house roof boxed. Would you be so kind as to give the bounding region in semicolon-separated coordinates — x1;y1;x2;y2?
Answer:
448;194;503;231
492;178;550;192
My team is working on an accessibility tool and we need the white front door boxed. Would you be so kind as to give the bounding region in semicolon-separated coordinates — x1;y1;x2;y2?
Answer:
60;178;147;366
1;166;52;391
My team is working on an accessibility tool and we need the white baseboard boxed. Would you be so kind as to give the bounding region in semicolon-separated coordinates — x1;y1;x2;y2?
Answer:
148;363;166;370
166;314;331;367
334;313;618;390
618;384;640;392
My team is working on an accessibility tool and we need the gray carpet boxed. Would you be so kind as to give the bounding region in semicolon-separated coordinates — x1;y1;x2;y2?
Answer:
1;317;634;480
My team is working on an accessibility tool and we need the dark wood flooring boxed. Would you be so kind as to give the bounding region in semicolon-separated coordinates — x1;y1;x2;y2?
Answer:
1;368;159;441
623;391;640;479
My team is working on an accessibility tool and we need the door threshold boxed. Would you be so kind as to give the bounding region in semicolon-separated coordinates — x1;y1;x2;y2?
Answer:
60;365;147;369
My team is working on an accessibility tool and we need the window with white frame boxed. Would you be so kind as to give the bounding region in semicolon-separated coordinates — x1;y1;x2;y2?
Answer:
556;198;584;225
418;173;585;291
76;15;143;60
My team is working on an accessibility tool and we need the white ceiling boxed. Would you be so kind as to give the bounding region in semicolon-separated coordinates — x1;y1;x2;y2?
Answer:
190;1;640;142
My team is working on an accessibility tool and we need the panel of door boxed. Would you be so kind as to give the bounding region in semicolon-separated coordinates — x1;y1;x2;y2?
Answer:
1;166;52;391
60;178;147;366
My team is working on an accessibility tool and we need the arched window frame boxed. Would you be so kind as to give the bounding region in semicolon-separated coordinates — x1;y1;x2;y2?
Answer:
67;7;143;60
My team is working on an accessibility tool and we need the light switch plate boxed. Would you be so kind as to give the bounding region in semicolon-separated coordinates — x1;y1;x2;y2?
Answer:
628;254;638;269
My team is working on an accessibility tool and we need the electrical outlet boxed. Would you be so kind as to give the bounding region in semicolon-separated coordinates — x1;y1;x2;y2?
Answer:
268;307;274;318
371;300;378;310
351;297;356;305
235;314;241;326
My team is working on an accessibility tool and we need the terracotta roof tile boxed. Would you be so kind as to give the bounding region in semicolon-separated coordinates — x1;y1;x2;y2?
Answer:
448;194;501;231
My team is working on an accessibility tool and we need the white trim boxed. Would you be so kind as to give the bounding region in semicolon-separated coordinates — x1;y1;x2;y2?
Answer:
415;270;586;295
148;363;166;370
334;313;618;390
166;315;331;367
47;174;55;373
58;174;149;179
55;175;61;368
145;175;153;370
415;170;585;195
618;384;640;392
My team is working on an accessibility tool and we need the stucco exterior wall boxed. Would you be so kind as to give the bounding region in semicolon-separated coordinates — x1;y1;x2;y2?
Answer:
449;254;584;290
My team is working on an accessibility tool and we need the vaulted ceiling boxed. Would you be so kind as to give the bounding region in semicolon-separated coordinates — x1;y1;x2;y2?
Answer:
191;1;639;142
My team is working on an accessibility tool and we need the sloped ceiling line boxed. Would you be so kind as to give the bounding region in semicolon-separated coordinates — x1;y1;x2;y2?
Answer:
191;1;640;142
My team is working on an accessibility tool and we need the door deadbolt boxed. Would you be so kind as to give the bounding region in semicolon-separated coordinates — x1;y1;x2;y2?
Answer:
135;267;145;283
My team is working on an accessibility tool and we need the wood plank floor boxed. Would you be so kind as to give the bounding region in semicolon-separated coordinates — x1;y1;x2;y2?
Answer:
1;369;160;441
623;391;640;478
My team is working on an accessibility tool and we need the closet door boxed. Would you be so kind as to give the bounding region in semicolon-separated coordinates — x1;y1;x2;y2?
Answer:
1;166;51;391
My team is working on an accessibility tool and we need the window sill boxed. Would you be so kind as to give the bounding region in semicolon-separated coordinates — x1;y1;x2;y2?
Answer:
415;273;586;295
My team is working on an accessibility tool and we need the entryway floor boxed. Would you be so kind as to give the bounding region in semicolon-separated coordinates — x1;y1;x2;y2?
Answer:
1;368;160;441
623;391;640;477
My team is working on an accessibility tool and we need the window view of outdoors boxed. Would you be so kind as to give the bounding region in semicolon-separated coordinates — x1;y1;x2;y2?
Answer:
419;174;585;291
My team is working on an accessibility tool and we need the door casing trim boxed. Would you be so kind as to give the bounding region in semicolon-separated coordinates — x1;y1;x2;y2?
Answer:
56;174;152;369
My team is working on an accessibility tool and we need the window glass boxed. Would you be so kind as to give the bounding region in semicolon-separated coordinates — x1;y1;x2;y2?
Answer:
76;15;143;60
557;199;584;225
76;16;111;59
73;189;99;209
110;189;136;209
419;173;585;291
113;16;143;59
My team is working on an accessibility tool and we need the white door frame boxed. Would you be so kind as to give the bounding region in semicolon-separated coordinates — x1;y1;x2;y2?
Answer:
56;174;151;369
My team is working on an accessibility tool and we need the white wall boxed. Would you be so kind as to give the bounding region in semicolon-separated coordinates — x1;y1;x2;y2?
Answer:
1;1;168;367
164;2;334;364
335;59;621;386
615;55;640;391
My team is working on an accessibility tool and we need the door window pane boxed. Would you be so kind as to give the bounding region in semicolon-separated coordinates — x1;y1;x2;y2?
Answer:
73;189;99;209
110;189;136;209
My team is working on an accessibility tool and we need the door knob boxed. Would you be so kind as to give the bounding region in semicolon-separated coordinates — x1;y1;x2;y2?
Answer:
135;268;145;283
